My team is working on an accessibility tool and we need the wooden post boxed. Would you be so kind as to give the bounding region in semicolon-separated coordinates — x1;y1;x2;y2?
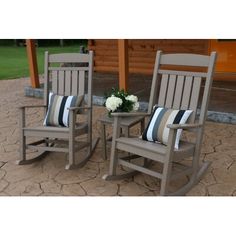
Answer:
118;39;129;91
26;39;40;88
60;39;64;47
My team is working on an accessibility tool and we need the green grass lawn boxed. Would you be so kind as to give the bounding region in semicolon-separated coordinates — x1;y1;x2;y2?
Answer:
0;45;84;80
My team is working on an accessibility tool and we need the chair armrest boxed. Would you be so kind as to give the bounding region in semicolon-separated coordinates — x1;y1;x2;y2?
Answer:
19;105;47;109
67;106;92;112
167;123;202;130
111;112;150;117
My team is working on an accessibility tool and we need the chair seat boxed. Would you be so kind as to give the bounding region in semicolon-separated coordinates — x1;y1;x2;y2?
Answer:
116;137;195;162
23;122;88;139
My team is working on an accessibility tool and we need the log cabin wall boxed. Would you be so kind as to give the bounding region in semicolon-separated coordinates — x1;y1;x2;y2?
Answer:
88;39;209;74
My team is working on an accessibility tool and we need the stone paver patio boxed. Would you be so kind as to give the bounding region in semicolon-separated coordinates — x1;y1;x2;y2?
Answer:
0;77;236;196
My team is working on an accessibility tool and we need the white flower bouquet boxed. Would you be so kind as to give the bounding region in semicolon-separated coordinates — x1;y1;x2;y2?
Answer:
104;88;139;117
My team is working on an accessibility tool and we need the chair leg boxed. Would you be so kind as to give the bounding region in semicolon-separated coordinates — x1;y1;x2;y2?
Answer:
160;161;173;196
66;110;76;170
66;138;75;170
66;109;99;170
160;128;176;196
109;139;118;176
168;161;211;196
16;108;49;165
103;142;119;180
17;132;26;164
87;128;92;153
16;108;26;165
88;110;92;153
86;111;93;160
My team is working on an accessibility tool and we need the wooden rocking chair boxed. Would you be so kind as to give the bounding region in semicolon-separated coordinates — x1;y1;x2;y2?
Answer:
103;50;217;196
17;51;99;170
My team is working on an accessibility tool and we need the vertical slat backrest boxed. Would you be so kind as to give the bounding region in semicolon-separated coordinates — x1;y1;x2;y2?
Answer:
44;51;93;107
181;76;194;110
71;71;78;95
157;73;202;122
165;74;177;108
157;74;169;107
160;75;203;122
150;51;217;124
172;75;184;109
79;71;85;96
51;71;58;94
58;70;65;95
64;70;72;95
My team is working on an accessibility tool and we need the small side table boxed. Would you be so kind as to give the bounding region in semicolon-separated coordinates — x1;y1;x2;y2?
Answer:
98;115;145;160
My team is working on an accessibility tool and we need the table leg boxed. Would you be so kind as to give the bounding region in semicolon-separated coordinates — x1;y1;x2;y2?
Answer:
101;123;107;160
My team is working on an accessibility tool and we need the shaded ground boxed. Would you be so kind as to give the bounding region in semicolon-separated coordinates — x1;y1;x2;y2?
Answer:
0;77;236;196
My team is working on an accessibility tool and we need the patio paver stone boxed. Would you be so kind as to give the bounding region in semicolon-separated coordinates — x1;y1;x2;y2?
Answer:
0;77;236;196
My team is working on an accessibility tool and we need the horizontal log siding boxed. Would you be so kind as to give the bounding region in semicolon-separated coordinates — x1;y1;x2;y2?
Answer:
88;39;209;74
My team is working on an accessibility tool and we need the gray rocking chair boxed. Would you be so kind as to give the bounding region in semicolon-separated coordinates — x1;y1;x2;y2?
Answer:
17;51;99;170
103;50;217;196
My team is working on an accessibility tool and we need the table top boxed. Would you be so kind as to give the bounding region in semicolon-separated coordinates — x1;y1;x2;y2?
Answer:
98;114;145;127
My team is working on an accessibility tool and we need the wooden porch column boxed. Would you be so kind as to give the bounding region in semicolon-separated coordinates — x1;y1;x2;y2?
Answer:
118;39;129;91
26;39;40;88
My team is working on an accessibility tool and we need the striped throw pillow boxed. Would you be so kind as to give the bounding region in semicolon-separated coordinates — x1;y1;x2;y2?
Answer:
142;106;193;149
43;92;84;127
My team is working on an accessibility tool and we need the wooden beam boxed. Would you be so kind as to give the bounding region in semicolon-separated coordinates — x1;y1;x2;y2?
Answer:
118;39;129;91
26;39;40;88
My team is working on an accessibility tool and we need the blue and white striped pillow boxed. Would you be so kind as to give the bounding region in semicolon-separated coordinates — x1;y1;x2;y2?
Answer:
43;92;84;127
142;106;193;149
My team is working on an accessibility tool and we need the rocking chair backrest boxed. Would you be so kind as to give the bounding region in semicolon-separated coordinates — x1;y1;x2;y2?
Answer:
43;51;94;108
148;51;217;124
